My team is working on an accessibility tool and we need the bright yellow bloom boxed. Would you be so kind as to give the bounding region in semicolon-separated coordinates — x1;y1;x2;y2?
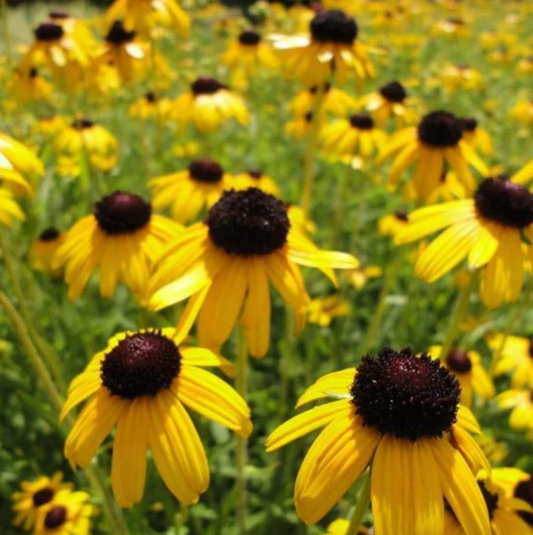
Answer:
34;489;93;535
150;159;232;223
227;170;280;196
307;295;351;327
32;115;69;138
496;389;533;431
510;101;533;126
105;0;190;37
285;112;319;140
378;111;487;201
149;188;358;358
61;329;251;507
6;67;53;103
396;171;533;309
272;9;375;86
46;10;97;56
12;473;72;531
129;92;172;122
171;77;249;133
432;17;469;37
53;191;182;300
459;118;493;156
489;334;533;389
492;468;533;528
378;211;410;238
267;347;491;532
436;64;485;93
30;228;66;274
429;345;494;407
346;265;382;290
517;57;533;75
289;83;357;118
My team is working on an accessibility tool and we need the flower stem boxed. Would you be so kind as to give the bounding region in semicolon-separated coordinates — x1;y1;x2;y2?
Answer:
0;0;11;66
301;86;327;217
440;270;479;360
235;326;248;534
346;471;371;535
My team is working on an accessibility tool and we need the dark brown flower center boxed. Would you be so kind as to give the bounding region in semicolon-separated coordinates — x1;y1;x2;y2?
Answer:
101;331;181;399
417;111;463;147
350;347;460;441
460;117;478;132
379;81;407;103
395;211;409;222
29;67;39;79
191;77;226;95
49;11;69;20
474;177;533;229
239;29;261;46
515;476;533;525
94;191;152;235
188;159;224;184
32;487;55;507
248;169;263;180
310;10;358;44
206;188;290;256
446;349;472;374
34;23;64;42
145;92;157;103
349;114;374;130
44;506;67;529
72;118;95;129
479;482;499;520
39;228;60;242
106;20;136;44
310;83;331;95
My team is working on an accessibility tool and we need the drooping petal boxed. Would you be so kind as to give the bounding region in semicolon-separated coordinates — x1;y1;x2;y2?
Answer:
296;368;356;407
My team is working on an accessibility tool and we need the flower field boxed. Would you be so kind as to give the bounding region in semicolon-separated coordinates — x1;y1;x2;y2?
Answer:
1;0;533;534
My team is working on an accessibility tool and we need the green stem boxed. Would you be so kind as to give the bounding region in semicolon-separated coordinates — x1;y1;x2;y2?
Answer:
346;471;371;535
236;326;248;534
440;271;479;360
0;0;11;66
332;164;352;248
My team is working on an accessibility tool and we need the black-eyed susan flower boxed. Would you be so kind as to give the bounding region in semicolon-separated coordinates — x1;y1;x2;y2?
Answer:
150;159;230;224
221;29;279;89
7;67;52;103
378;111;487;201
227;169;280;196
32;116;69;138
54;119;119;175
459;118;493;157
429;345;494;407
517;57;533;76
46;10;96;56
436;64;484;93
289;83;357;118
34;489;93;535
445;472;533;535
489;334;533;389
358;81;417;126
12;473;72;531
267;347;491;532
52;191;181;301
346;265;382;290
496;389;533;432
307;295;351;327
172;76;249;133
30;228;66;274
129;92;172;122
432;17;468;37
378;210;410;238
105;0;190;37
61;329;251;507
272;9;375;86
149;188;358;358
396;176;533;309
510;100;533;126
320;114;388;164
504;470;533;527
285;111;318;140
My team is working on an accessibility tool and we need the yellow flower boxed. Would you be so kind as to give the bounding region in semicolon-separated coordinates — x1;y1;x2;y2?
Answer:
173;141;200;159
12;473;72;531
378;211;410;238
378;111;487;201
61;329;251;507
357;81;418;127
272;9;375;86
171;76;249;133
429;345;494;407
493;468;533;528
510;101;533;125
346;265;382;290
129;92;172;122
267;347;491;532
496;389;533;431
30;228;66;274
437;64;484;93
149;188;358;358
52;191;182;300
285;112;319;140
34;489;93;535
459;118;493;156
307;295;351;327
289;83;357;118
47;10;97;56
396;172;533;309
105;0;190;37
150;159;232;223
517;57;533;75
6;67;53;103
32;115;69;138
221;29;279;89
432;17;469;37
489;334;533;389
227;170;280;196
54;119;119;174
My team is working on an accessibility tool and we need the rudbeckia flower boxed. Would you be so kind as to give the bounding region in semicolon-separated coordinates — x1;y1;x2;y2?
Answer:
396;175;533;309
129;91;172;122
378;111;487;201
285;112;319;139
489;334;533;389
289;83;357;118
32;116;68;138
53;191;182;300
7;67;52;103
61;329;251;507
432;17;469;37
149;188;358;358
227;170;280;196
105;0;189;38
357;81;417;126
459;117;493;156
30;228;66;274
346;265;382;290
150;159;231;223
12;473;72;531
497;389;533;432
320;114;388;164
501;469;533;528
437;64;484;93
510;100;533;125
429;345;494;407
517;57;533;75
172;76;249;133
54;119;119;174
272;9;375;86
221;29;279;89
267;347;491;533
445;472;533;535
46;10;96;56
378;210;410;238
307;295;351;327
